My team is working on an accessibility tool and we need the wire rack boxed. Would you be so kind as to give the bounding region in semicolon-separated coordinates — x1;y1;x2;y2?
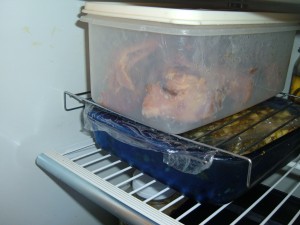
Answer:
36;91;300;225
37;143;300;225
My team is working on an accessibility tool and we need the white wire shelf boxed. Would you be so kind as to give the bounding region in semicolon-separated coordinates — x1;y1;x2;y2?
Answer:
36;143;300;225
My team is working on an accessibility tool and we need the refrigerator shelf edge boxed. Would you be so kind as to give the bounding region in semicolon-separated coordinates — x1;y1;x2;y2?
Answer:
36;150;183;225
36;145;300;225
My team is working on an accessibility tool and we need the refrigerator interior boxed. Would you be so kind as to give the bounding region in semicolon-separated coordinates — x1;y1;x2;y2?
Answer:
0;1;118;225
0;0;299;225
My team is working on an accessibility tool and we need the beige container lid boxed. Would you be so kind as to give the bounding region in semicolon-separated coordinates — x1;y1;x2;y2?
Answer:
82;2;300;25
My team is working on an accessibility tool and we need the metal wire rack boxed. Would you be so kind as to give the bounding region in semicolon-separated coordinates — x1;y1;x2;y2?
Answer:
36;91;300;225
37;143;300;225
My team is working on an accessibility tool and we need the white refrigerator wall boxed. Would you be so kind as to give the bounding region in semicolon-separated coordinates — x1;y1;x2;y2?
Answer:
0;0;117;225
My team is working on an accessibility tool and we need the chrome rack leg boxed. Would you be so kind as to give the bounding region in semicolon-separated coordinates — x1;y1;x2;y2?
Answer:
64;91;91;111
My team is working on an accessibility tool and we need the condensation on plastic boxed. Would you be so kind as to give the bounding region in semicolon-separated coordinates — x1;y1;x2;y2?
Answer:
84;103;215;175
163;151;214;175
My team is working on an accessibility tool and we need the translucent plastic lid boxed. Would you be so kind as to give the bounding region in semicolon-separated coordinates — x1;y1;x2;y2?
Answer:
83;2;300;25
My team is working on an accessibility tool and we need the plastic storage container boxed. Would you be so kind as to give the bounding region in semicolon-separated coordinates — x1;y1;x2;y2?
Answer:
81;2;300;134
85;96;300;205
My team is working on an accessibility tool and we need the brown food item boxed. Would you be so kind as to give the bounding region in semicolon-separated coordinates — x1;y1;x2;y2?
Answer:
100;39;159;114
142;67;218;123
113;39;159;92
228;75;254;105
100;39;258;124
141;65;255;123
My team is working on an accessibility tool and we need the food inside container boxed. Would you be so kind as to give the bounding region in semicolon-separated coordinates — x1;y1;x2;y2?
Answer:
81;2;300;134
183;101;300;155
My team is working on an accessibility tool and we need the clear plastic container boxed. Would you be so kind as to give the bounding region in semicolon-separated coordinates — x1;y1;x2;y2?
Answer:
81;2;300;134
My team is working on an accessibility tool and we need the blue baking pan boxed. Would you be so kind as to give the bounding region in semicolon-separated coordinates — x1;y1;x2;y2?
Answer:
85;97;300;204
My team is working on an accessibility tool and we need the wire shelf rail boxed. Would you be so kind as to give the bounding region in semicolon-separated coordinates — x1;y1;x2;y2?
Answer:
37;144;300;225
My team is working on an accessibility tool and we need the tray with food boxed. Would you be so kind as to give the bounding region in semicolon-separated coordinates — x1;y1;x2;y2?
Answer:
84;95;300;204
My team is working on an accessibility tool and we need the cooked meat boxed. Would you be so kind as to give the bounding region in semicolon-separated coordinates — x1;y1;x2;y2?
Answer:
142;68;217;123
